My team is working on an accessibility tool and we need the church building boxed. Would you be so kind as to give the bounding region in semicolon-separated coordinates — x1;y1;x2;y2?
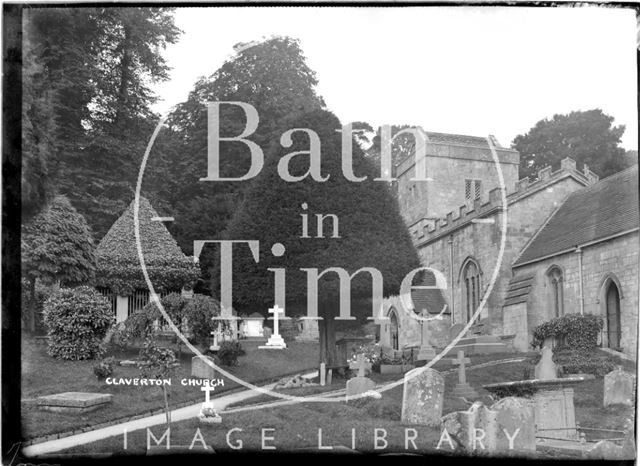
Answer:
378;128;638;359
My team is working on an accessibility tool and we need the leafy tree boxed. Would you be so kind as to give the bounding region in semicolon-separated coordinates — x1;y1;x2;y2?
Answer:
366;124;418;168
512;109;629;179
151;36;325;257
23;8;181;239
21;196;96;332
139;335;178;427
223;109;420;367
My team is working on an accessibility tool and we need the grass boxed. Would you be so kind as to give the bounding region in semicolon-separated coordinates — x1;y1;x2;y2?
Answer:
58;354;636;456
21;336;319;440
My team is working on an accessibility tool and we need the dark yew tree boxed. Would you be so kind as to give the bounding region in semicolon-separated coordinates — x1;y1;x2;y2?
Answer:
152;36;325;258
222;109;420;366
513;109;630;180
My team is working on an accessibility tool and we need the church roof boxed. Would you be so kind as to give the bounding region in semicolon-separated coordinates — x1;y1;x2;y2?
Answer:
513;165;639;267
97;197;188;264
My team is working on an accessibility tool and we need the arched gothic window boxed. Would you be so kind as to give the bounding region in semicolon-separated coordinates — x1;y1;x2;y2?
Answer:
547;266;564;317
462;260;481;322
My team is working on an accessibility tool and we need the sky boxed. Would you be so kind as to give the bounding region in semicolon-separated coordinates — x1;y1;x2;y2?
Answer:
151;6;638;150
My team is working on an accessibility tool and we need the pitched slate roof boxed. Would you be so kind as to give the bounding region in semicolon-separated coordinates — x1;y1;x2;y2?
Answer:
97;197;188;264
503;275;534;307
514;165;639;266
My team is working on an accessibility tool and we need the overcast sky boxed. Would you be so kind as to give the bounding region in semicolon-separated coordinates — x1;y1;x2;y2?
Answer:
151;6;638;150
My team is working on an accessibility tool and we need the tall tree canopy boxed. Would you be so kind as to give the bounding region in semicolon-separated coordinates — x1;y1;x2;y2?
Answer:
512;109;630;180
23;7;181;236
148;36;325;257
222;109;420;365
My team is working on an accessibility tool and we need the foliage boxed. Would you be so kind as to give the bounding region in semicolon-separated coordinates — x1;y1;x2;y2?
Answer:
95;198;199;295
118;293;222;352
43;286;115;360
553;349;617;377
93;356;117;379
21;195;96;286
349;342;414;371
217;340;245;367
489;384;538;399
23;8;181;238
138;335;178;379
148;36;326;257
512;109;630;180
222;109;420;366
183;294;222;347
532;313;603;350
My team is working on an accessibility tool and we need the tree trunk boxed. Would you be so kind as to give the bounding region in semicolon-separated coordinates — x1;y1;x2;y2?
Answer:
318;308;338;368
28;277;36;333
162;385;171;427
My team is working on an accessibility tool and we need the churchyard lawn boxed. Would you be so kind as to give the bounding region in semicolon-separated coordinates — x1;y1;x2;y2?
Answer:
21;336;318;440
58;355;636;455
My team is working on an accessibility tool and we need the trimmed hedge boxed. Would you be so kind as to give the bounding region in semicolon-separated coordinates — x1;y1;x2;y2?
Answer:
43;286;115;360
95;197;199;295
532;313;603;350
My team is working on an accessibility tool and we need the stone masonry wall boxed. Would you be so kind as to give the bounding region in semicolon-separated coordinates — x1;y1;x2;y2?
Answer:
511;232;639;358
417;169;587;333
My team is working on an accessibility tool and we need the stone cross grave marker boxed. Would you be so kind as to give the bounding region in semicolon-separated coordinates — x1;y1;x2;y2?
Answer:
201;380;216;404
346;354;375;400
349;354;372;377
198;379;222;424
259;305;287;349
451;350;478;398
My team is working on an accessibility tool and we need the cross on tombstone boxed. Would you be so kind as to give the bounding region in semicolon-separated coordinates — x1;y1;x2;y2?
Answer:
269;305;284;337
452;350;471;384
349;354;372;377
201;380;216;404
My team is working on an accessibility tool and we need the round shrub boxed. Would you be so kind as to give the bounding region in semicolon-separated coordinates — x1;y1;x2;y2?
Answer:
217;340;244;366
93;356;117;379
43;286;115;360
184;294;222;347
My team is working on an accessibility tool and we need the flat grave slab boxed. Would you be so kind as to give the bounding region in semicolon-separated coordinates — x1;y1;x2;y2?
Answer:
37;392;113;414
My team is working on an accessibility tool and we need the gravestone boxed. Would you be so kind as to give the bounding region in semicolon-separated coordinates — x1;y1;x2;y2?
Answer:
534;346;557;380
37;392;113;413
349;353;372;377
451;350;478;398
441;402;498;452
191;355;216;379
401;367;444;427
346;354;375;400
197;380;221;424
491;397;536;452
534;387;577;440
604;366;635;407
259;305;287;349
584;439;635;460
